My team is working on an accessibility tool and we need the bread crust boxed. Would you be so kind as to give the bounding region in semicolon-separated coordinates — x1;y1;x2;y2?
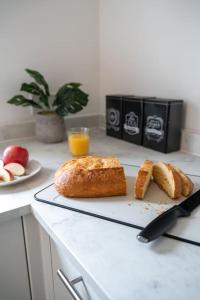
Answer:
134;160;154;199
168;164;194;197
153;162;182;199
134;170;150;199
167;164;182;199
55;157;126;198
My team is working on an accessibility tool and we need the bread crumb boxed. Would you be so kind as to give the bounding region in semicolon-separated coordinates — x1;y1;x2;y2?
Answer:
156;207;167;215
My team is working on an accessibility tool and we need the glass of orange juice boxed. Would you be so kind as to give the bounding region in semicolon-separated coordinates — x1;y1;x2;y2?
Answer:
68;127;90;156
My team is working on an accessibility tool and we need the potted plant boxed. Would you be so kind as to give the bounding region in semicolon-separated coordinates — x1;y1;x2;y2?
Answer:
7;69;89;143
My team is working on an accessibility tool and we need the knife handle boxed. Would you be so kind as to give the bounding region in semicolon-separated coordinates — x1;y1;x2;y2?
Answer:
137;205;190;243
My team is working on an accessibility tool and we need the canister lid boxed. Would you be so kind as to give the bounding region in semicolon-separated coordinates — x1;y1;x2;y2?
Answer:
106;94;132;97
106;95;125;100
144;98;183;104
123;95;155;101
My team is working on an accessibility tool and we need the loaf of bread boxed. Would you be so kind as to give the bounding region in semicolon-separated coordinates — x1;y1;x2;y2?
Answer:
153;162;182;199
54;156;127;198
134;160;154;199
168;164;193;197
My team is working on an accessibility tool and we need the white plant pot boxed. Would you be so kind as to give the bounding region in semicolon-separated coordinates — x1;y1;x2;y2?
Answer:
35;112;65;143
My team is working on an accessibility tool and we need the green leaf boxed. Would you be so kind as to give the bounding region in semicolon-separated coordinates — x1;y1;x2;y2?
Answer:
39;94;49;108
21;82;42;96
55;106;68;117
53;83;89;117
21;82;50;108
25;69;50;97
7;95;42;109
68;82;82;88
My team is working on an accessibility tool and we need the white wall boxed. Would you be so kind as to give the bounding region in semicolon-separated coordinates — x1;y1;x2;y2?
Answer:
1;0;200;133
0;0;99;126
99;0;200;132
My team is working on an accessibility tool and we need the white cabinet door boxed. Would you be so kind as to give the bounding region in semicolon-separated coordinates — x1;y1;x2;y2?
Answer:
51;239;103;300
51;240;80;300
23;214;48;300
0;217;31;300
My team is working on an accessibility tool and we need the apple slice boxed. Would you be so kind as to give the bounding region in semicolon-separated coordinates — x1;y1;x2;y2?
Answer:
0;168;14;182
0;160;4;168
4;163;25;176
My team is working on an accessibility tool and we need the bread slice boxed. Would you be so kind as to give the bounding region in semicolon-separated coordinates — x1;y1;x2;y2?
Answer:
54;156;127;198
153;162;182;199
168;164;193;197
134;160;154;199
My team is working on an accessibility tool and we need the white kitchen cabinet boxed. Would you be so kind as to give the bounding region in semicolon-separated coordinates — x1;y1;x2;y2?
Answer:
23;214;47;300
0;217;31;300
50;239;103;300
37;220;106;300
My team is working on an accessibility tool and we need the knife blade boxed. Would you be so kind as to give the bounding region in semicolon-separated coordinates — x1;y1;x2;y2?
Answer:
137;188;200;243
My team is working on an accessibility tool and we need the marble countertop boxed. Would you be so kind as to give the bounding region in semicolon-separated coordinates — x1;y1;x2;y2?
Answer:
0;129;200;300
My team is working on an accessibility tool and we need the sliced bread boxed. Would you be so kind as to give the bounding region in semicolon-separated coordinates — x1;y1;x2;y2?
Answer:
168;164;193;197
134;160;154;199
153;162;182;199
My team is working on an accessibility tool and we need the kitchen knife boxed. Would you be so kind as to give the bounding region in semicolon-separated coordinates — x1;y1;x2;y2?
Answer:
137;189;200;243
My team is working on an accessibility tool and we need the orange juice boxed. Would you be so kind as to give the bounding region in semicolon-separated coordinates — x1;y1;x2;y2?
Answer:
68;133;90;156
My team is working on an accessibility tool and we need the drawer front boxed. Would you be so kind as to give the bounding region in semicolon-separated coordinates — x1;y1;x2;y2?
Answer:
50;239;104;300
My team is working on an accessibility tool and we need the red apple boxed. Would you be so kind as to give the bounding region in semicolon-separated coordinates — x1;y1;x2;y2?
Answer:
4;163;25;176
0;168;14;182
2;145;29;167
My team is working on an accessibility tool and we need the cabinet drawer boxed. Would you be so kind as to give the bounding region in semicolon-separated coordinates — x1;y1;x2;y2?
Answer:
50;239;104;300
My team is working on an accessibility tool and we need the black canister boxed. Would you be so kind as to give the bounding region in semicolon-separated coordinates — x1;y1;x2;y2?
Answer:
106;95;123;139
142;98;183;153
122;96;144;145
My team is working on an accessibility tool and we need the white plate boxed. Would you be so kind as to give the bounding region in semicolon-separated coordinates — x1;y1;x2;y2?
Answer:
0;160;41;186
